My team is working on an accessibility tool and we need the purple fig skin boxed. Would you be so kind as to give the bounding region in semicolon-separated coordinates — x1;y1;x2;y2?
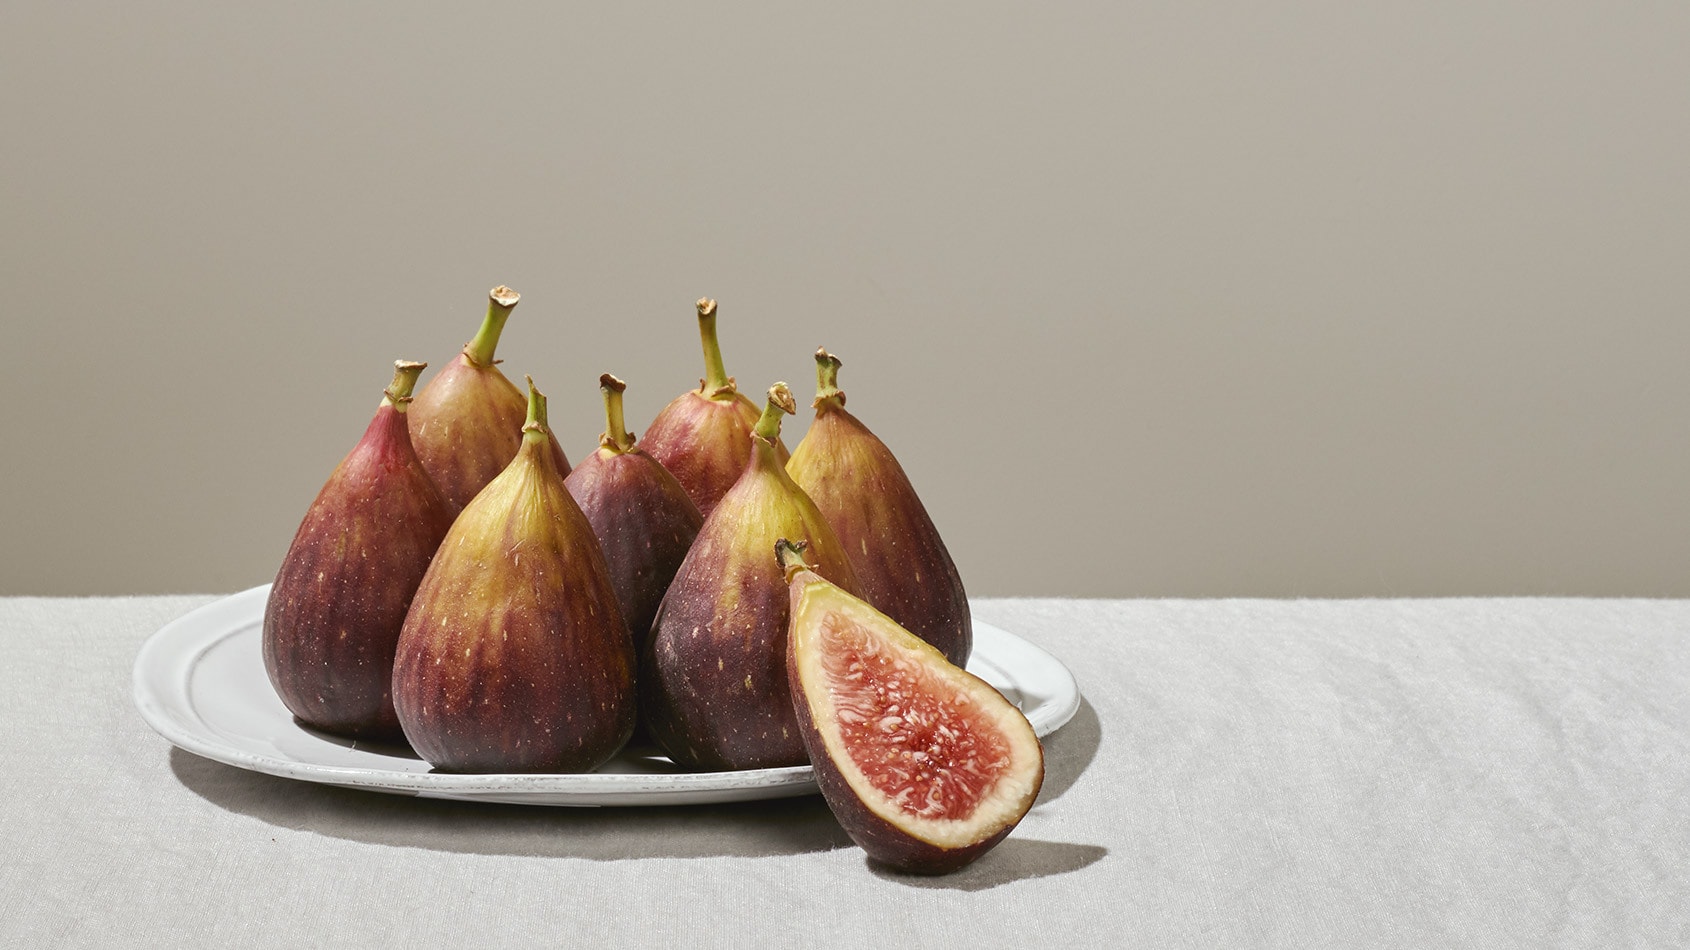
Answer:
409;288;571;509
781;547;1043;874
641;390;783;519
639;298;788;519
787;351;971;666
392;382;634;773
264;362;455;742
640;386;858;771
564;435;703;652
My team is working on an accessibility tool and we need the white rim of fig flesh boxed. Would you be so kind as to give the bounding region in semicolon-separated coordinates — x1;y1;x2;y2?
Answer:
791;583;1042;849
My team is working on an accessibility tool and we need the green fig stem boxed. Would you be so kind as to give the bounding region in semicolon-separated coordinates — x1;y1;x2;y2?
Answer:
598;373;636;454
775;538;814;582
753;382;796;443
464;285;520;367
695;298;736;399
522;374;549;442
813;347;845;408
382;360;428;411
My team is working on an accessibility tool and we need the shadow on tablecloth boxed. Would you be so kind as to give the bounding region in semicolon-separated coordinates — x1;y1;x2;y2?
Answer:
166;693;1102;878
169;745;853;859
1038;693;1101;802
867;837;1108;891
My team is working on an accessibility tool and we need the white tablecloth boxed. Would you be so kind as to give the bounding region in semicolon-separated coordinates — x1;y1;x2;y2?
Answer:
2;595;1685;948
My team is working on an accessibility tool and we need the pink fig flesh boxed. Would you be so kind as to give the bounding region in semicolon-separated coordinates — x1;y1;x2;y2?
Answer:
782;544;1042;874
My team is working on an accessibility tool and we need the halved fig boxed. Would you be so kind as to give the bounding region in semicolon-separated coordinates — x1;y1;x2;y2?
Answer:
779;540;1044;874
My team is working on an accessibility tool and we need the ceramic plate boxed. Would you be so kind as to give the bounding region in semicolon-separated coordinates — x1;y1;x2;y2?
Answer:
134;584;1080;807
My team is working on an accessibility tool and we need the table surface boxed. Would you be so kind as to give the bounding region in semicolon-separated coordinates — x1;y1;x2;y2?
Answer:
3;594;1686;948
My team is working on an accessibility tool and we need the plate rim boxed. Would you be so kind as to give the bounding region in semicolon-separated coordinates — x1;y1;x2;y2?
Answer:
134;584;1080;805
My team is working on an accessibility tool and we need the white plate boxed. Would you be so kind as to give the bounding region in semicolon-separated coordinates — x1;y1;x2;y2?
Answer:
134;585;1081;807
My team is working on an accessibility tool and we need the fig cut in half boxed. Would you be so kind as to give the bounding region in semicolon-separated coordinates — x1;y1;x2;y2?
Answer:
780;540;1043;874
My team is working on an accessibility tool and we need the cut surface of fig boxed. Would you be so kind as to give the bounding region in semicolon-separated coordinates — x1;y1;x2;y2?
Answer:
813;608;1024;827
785;550;1042;872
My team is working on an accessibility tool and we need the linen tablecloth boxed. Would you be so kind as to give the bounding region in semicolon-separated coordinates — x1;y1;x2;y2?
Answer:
2;595;1685;948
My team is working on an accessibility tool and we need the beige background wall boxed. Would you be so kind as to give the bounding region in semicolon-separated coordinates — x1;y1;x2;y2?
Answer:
3;1;1688;597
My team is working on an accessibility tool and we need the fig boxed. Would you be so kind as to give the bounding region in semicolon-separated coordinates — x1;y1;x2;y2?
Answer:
392;376;634;773
641;383;859;771
408;285;571;509
564;373;704;651
778;540;1043;874
787;348;971;666
264;360;456;741
639;298;788;518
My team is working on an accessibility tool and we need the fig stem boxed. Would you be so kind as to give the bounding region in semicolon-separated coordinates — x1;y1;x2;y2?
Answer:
464;285;520;367
695;298;736;398
753;382;796;443
598;373;635;454
775;538;814;582
813;347;845;408
521;374;550;440
382;360;429;411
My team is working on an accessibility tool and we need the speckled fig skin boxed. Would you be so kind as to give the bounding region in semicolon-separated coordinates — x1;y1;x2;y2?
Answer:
409;286;571;510
264;361;455;742
392;379;634;773
564;374;703;652
640;298;788;519
640;384;858;771
779;543;1042;874
787;349;971;666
